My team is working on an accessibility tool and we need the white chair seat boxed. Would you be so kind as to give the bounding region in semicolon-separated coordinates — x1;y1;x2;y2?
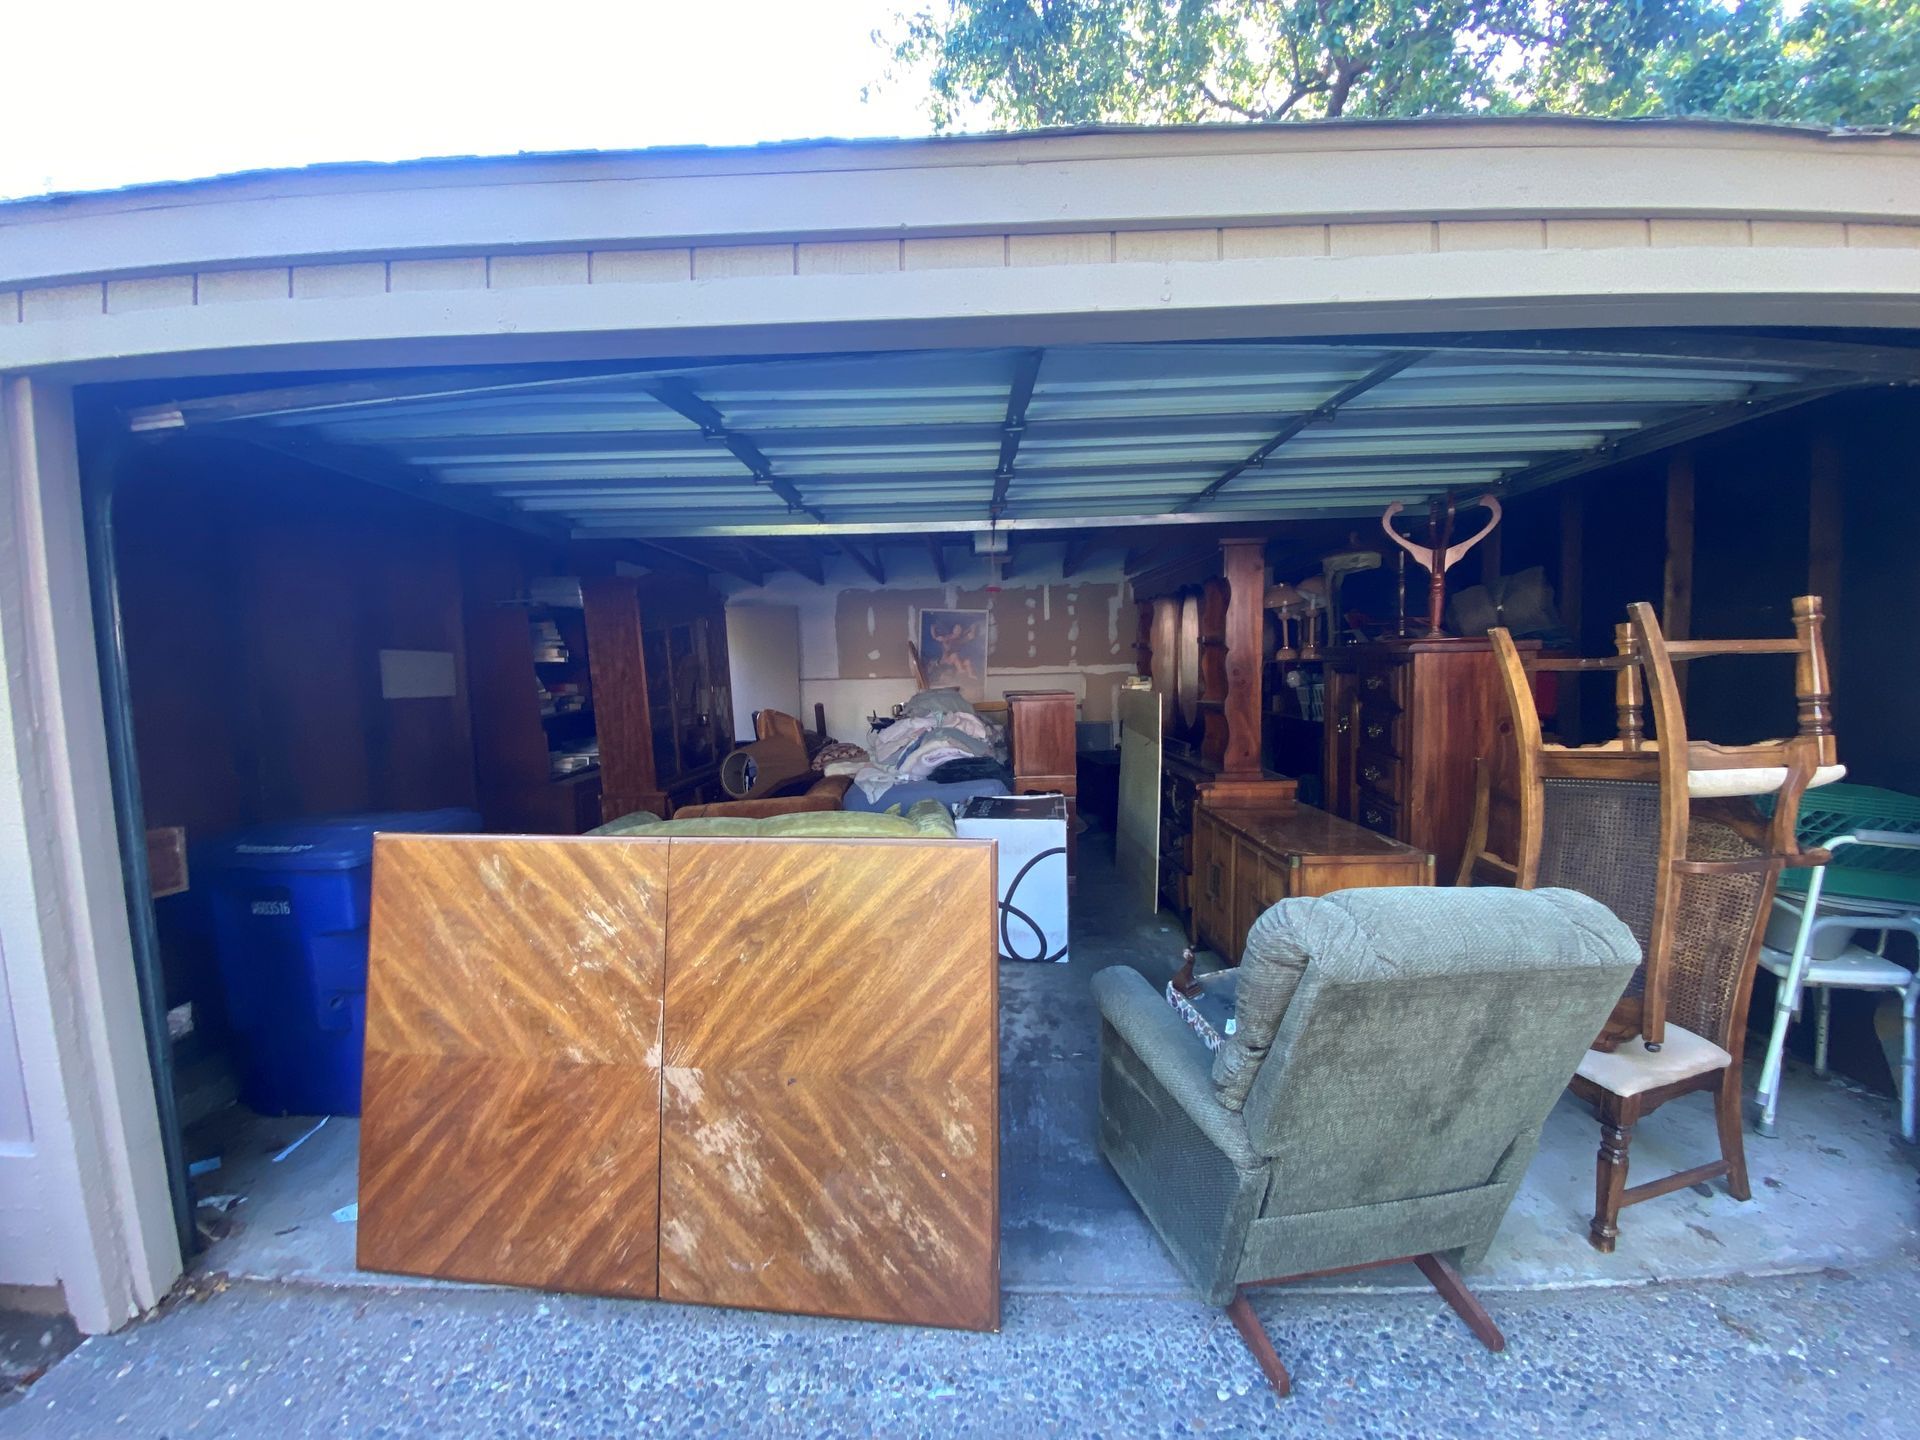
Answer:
1577;1023;1732;1098
1758;943;1916;991
1685;763;1846;799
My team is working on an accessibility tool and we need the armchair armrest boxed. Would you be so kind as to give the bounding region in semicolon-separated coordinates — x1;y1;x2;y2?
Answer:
1091;966;1259;1171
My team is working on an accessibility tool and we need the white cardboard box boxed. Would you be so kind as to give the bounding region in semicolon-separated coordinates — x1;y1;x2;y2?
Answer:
956;794;1070;964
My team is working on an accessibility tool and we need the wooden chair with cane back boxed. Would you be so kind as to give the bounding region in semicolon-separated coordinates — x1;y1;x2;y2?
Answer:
1461;596;1840;1251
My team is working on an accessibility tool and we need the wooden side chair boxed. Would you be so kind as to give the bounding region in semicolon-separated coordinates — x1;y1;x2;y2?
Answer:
1466;597;1839;1251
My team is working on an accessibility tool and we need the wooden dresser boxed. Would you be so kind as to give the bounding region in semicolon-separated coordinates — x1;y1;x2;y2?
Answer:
1191;802;1432;964
1006;689;1079;876
1323;638;1525;885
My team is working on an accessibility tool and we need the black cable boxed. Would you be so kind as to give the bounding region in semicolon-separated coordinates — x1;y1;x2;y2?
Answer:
998;845;1068;962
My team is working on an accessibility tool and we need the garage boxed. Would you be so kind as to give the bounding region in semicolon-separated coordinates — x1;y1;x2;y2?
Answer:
3;119;1918;1345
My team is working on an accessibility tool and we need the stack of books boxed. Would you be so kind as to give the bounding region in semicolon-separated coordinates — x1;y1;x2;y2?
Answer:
549;736;600;778
530;618;569;665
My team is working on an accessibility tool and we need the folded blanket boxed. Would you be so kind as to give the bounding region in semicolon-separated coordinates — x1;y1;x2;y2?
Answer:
811;740;870;772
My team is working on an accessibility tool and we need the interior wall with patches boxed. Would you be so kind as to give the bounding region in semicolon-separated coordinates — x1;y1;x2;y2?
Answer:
721;544;1134;747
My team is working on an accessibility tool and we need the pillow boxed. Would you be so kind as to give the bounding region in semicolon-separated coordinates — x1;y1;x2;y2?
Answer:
1210;903;1310;1111
1165;969;1237;1050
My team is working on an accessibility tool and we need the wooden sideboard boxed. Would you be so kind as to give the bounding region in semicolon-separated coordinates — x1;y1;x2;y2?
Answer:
1191;801;1432;964
1324;638;1527;886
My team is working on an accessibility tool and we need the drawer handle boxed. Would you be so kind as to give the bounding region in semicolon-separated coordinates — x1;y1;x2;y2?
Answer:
1365;720;1387;741
1362;804;1389;830
1363;674;1386;693
1336;714;1351;735
1362;763;1384;785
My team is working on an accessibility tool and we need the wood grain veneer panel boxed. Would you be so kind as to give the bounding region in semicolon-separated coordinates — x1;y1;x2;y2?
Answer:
358;835;668;1296
357;1051;663;1292
659;838;999;1330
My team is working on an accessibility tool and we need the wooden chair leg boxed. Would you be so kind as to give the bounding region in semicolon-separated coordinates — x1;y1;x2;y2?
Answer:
1413;1253;1506;1352
1590;1105;1635;1254
1715;1065;1752;1201
1225;1290;1292;1398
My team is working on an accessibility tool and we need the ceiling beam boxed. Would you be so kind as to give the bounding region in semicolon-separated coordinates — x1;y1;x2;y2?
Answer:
989;348;1045;519
1062;537;1098;579
1495;381;1869;497
634;538;765;586
926;536;949;583
642;376;828;523
738;539;822;585
836;538;887;585
209;424;571;545
1182;352;1427;510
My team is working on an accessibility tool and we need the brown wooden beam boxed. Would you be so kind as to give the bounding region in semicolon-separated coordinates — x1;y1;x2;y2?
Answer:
926;536;949;583
1062;537;1097;579
738;539;823;585
1559;481;1586;742
836;538;886;585
1218;537;1267;780
634;538;763;586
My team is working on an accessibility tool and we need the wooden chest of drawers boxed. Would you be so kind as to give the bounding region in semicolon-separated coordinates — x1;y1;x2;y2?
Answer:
1006;689;1080;879
1191;802;1432;964
1324;638;1524;884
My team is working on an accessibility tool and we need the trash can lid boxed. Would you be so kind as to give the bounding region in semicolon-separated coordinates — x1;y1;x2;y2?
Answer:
198;808;482;872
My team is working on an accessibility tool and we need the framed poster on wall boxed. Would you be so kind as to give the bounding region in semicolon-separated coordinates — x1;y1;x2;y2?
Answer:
916;608;989;702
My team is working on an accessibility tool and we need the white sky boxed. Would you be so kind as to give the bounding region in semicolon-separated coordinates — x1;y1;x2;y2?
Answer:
2;1;945;200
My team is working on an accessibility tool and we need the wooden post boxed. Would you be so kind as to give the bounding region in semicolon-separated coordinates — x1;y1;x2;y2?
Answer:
1614;622;1645;750
1559;482;1584;647
1663;451;1694;699
1219;538;1267;780
1792;595;1836;764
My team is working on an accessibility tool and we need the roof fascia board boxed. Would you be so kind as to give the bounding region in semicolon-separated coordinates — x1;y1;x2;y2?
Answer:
9;125;1920;289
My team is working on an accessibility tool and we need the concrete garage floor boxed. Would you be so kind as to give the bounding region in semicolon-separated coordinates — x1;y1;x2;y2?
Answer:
11;829;1916;1437
186;829;1919;1298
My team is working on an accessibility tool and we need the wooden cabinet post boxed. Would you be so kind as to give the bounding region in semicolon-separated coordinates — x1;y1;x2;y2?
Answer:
1219;538;1267;781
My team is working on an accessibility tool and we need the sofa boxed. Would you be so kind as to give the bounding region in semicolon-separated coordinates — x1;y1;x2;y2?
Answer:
654;773;852;821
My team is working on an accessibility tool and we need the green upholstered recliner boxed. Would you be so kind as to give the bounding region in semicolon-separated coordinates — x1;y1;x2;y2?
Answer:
1092;885;1638;1398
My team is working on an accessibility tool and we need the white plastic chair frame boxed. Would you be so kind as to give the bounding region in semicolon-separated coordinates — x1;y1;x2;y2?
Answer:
1754;830;1920;1144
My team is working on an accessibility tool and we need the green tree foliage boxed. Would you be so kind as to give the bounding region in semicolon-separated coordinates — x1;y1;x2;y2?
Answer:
880;1;1920;130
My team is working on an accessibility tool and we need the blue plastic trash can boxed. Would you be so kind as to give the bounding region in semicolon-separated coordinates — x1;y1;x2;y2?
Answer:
197;808;479;1116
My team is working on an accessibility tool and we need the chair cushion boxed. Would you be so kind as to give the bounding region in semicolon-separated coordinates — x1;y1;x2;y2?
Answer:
1685;763;1845;799
1211;909;1309;1112
1575;1023;1731;1096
